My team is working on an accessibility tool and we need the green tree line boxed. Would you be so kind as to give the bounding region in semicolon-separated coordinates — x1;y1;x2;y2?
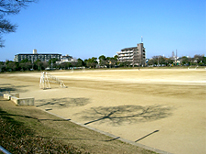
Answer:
1;54;205;72
0;54;118;72
147;54;206;66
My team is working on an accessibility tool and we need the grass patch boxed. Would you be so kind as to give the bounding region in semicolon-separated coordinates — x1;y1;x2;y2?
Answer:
0;107;87;154
0;98;157;154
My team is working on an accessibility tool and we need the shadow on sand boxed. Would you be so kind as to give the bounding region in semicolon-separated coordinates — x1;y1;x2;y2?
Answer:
0;84;30;93
76;105;173;126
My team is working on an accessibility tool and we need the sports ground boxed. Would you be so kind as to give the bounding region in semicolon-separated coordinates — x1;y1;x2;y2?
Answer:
0;68;205;154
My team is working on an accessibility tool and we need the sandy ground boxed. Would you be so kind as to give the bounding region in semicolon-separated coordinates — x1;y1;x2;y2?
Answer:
0;68;206;154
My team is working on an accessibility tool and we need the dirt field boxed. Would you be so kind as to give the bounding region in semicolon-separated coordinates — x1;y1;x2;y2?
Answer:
0;68;205;154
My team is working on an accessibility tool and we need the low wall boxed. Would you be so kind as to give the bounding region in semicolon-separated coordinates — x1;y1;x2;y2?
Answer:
2;93;19;100
0;92;34;106
3;93;11;100
11;96;34;106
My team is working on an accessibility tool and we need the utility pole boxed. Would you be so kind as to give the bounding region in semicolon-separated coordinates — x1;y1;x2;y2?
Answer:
176;49;177;66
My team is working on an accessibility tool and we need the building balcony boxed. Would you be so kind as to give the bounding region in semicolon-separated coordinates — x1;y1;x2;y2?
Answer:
119;56;133;60
120;50;134;54
118;54;133;57
125;54;133;56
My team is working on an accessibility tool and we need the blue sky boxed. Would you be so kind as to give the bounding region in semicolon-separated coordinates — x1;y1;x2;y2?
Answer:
0;0;205;61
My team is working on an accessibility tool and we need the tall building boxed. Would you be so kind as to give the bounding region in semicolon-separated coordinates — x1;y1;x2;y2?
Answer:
117;43;146;66
14;49;62;62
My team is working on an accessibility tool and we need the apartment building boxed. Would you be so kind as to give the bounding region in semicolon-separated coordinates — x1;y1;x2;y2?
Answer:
117;43;146;66
14;49;61;62
56;54;77;64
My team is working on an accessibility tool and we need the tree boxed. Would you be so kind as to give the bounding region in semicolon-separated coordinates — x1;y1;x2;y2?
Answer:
151;56;158;65
114;55;118;60
181;56;189;65
0;0;36;47
48;58;58;65
86;57;97;68
59;62;71;70
98;55;118;68
202;56;206;65
119;61;131;67
48;58;58;69
148;56;172;66
147;59;155;65
113;55;119;66
76;58;84;67
187;57;195;66
84;59;88;67
19;62;32;71
167;58;174;66
20;59;29;63
98;55;107;66
34;59;48;71
160;56;166;65
5;60;19;71
107;57;117;68
0;61;6;72
194;54;204;65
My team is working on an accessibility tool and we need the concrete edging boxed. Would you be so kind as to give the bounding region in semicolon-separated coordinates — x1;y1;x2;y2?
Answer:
11;96;34;106
3;93;11;100
0;92;34;106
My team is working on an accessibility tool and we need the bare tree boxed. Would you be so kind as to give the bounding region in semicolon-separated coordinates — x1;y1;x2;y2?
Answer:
0;0;36;47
